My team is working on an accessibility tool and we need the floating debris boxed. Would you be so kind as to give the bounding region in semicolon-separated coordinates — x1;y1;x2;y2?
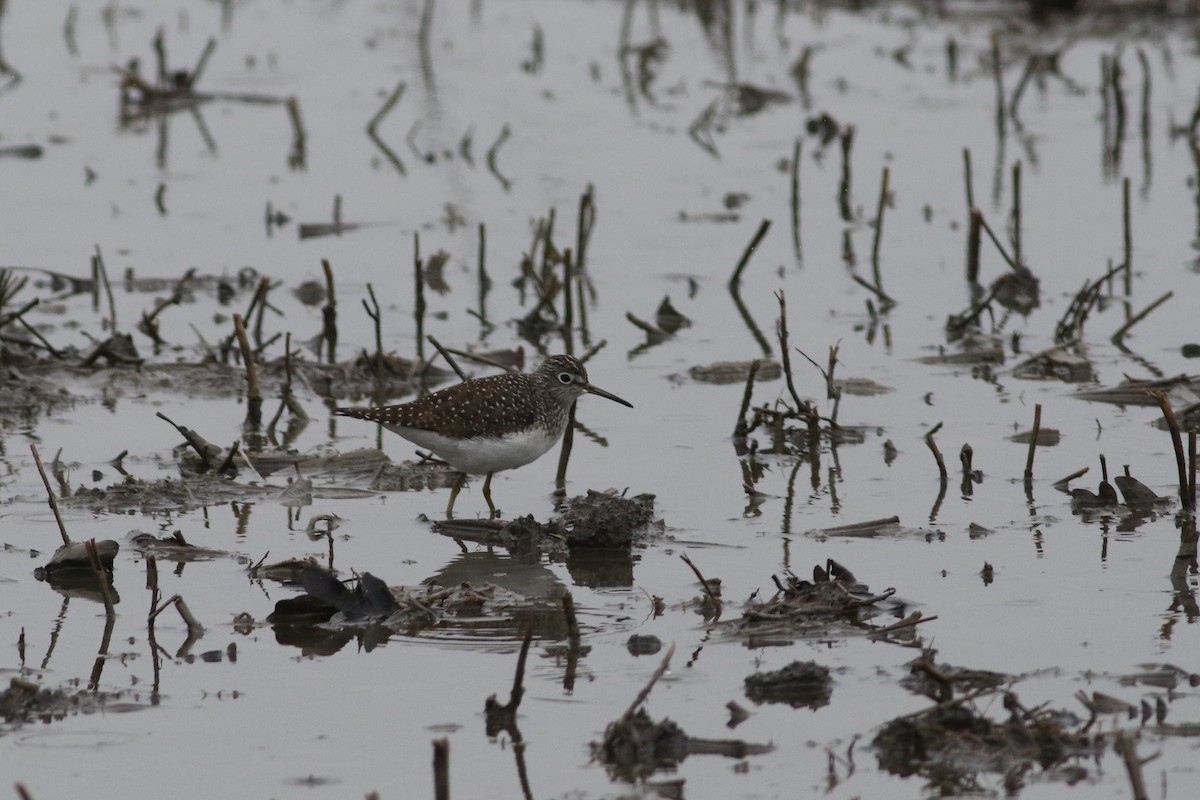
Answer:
627;634;663;657
1013;345;1094;382
128;530;228;561
0;677;144;726
807;516;944;541
1075;374;1200;408
595;647;773;781
729;560;928;643
690;360;781;384
1009;428;1061;446
744;660;832;709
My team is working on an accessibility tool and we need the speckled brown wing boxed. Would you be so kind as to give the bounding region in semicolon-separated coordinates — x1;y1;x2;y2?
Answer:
338;373;544;439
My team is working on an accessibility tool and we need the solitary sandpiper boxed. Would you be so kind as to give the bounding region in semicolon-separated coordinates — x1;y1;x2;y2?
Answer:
337;355;633;518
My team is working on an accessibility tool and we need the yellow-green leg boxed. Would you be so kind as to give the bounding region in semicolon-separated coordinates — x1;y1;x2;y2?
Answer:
446;472;466;518
482;473;498;518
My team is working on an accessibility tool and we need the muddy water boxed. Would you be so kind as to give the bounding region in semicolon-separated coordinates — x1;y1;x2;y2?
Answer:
2;1;1199;798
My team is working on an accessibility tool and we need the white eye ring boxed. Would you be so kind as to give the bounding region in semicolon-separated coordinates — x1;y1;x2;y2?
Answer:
558;372;573;384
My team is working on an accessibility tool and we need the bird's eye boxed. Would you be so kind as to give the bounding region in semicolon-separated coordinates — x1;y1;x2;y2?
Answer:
558;372;572;384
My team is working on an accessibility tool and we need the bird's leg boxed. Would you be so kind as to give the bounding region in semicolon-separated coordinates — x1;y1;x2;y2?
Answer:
446;472;466;518
482;472;498;518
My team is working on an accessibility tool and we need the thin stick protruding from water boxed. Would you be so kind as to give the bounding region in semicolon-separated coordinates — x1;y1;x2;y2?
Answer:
554;404;576;496
320;259;338;364
962;148;975;211
233;314;262;428
432;738;450;800
680;552;722;619
619;643;676;724
1024;403;1041;483
1151;391;1193;511
413;233;426;364
871;165;890;291
31;444;70;546
734;359;761;437
1112;291;1172;344
562;248;575;356
562;592;580;642
92;245;117;331
729;218;772;290
427;336;466;381
925;422;948;479
839;125;855;221
966;208;983;285
790;137;802;264
1011;160;1022;265
1122;175;1133;297
1190;430;1197;510
477;222;489;326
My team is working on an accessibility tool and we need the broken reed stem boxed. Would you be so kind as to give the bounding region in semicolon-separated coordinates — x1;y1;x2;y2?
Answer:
728;219;772;290
85;539;117;616
554;404;576;496
432;738;450;800
362;283;384;381
1151;391;1193;511
870;165;889;290
867;612;937;639
839;125;855;221
991;34;1005;133
92;245;118;331
321;259;337;365
233;314;262;428
477;222;489;326
507;628;533;705
962;148;975;212
573;340;607;368
443;347;516;373
1011;160;1022;265
925;422;948;479
366;80;406;136
427;336;466;381
734;359;761;437
966;208;983;284
975;212;1019;271
1123;176;1133;292
562;247;575;356
680;552;722;617
1190;431;1197;509
268;333;297;437
776;291;809;415
1112;291;1172;343
1024;403;1042;482
1113;732;1149;800
413;233;426;364
561;592;580;642
619;643;676;724
575;184;595;277
30;444;70;546
790;137;802;262
150;594;205;633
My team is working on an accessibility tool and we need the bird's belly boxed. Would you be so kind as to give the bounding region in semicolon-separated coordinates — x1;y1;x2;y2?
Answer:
388;425;562;475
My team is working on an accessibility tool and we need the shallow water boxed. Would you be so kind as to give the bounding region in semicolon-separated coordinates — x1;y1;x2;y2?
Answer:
2;1;1199;798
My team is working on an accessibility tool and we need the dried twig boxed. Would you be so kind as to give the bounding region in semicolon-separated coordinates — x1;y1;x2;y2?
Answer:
30;444;70;546
1024;403;1042;483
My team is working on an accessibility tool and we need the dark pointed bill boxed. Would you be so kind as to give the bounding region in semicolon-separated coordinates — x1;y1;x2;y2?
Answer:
584;383;633;408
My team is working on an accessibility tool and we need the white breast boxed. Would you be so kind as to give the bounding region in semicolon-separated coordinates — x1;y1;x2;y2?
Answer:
388;424;564;475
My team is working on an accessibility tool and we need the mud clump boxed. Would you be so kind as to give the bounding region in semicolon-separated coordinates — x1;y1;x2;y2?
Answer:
874;700;1090;789
563;490;656;548
0;678;135;726
598;707;690;780
744;660;833;709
